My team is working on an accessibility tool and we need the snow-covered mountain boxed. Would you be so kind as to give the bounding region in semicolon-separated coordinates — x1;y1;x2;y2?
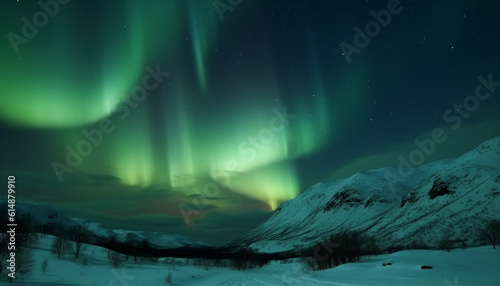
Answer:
231;137;500;253
3;200;207;249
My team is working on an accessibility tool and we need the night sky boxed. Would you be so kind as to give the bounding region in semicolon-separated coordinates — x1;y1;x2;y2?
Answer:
1;0;500;245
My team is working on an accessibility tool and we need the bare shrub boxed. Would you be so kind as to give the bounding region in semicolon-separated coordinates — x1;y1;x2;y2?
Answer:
165;273;173;284
41;259;49;275
109;251;125;268
51;236;72;259
478;219;500;249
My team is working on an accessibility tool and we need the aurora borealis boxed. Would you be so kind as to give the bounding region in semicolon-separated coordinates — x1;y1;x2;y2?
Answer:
1;0;500;245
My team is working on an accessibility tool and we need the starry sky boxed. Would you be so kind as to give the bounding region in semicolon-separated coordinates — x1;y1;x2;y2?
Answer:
1;0;500;245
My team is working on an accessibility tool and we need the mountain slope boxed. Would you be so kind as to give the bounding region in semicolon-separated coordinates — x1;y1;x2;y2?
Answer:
1;200;207;249
231;137;500;253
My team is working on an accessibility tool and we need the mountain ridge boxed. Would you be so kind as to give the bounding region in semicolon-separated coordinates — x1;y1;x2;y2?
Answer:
230;136;500;253
0;199;208;249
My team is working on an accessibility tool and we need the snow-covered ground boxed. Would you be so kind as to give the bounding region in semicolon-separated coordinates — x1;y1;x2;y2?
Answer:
7;235;499;285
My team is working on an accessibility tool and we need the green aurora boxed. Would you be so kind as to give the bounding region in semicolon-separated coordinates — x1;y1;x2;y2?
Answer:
1;0;500;244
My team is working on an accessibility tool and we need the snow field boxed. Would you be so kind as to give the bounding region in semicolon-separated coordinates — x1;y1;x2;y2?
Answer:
8;235;499;285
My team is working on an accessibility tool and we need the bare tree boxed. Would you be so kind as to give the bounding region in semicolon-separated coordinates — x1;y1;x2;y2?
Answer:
16;248;35;275
51;236;71;259
109;251;125;268
107;232;117;258
69;224;90;259
479;219;500;250
125;233;139;263
16;213;39;246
